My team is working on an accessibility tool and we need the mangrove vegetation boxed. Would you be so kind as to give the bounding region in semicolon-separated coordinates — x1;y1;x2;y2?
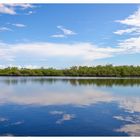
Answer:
0;65;140;77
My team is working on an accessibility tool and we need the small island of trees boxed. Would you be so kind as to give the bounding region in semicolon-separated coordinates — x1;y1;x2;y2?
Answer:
0;65;140;77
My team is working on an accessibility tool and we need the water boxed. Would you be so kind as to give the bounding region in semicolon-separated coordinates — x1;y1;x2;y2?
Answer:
0;77;140;136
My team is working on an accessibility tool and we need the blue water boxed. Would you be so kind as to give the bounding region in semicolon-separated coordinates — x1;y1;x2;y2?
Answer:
0;77;140;136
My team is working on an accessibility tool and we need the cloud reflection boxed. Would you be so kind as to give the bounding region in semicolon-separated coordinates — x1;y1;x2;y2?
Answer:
116;124;140;136
50;110;75;124
50;111;64;115
11;121;24;126
114;114;140;123
0;78;140;114
0;77;140;136
0;117;8;122
56;114;75;124
114;114;140;136
2;133;14;136
0;87;114;106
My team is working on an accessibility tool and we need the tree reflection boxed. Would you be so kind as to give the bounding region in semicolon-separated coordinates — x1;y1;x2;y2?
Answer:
1;77;140;87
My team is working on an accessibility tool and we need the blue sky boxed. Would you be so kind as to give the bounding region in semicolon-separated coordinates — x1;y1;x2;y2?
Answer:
0;4;140;68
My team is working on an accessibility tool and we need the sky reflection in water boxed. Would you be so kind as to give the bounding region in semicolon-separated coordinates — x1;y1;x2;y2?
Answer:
0;77;140;136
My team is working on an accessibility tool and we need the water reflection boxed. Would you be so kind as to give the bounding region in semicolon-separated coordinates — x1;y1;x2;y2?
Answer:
1;77;140;87
0;84;114;106
49;110;75;124
116;124;140;136
113;114;140;136
0;77;140;136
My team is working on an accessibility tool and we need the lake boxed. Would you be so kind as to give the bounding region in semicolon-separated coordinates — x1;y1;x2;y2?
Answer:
0;77;140;136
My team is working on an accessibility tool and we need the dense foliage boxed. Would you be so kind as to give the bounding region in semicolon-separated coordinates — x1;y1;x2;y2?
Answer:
0;65;140;77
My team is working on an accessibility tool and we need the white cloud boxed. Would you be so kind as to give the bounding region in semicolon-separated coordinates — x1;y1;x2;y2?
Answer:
0;40;140;64
0;23;26;33
7;4;34;9
2;7;140;66
0;64;41;69
114;7;140;57
25;11;34;15
51;25;76;38
118;36;140;53
57;25;76;35
116;8;140;27
114;27;138;35
0;4;34;15
0;4;16;15
0;27;12;32
0;42;115;62
12;23;26;28
0;42;15;61
114;7;140;35
51;34;66;38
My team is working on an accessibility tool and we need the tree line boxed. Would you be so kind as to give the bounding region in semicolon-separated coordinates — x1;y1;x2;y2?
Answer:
0;65;140;77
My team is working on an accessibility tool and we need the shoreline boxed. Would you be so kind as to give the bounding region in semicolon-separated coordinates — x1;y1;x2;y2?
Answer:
0;75;140;79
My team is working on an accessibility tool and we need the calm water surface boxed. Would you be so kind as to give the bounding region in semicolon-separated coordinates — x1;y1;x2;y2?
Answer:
0;77;140;136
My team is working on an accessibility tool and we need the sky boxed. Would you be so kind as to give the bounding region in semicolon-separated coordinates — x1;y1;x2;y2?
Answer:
0;4;140;68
